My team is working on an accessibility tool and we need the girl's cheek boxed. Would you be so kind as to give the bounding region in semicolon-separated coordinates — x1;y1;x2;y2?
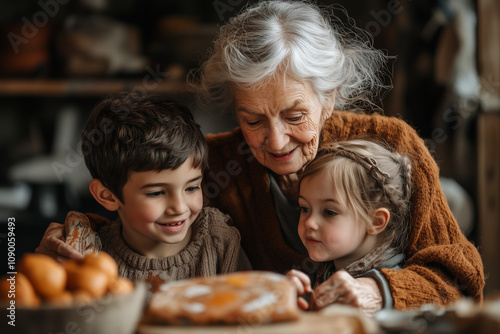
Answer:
323;229;339;245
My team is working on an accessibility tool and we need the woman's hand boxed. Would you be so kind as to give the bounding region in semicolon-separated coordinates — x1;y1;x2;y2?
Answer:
285;269;312;310
35;223;84;262
310;270;383;314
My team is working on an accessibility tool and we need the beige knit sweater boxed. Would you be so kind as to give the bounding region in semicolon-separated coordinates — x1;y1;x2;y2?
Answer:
96;207;241;295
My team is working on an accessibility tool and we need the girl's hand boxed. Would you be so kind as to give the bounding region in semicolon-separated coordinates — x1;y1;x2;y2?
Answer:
35;222;84;262
310;270;383;314
286;269;312;310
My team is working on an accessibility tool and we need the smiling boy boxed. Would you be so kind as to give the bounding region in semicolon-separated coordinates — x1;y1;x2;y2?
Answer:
72;92;242;293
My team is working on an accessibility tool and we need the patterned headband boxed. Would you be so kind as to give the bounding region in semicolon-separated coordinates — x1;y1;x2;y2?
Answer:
319;146;392;182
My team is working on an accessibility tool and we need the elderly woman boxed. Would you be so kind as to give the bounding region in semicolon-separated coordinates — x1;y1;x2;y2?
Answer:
37;1;483;313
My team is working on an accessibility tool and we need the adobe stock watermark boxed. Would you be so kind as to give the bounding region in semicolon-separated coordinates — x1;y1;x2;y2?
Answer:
202;141;255;202
424;75;500;153
213;0;245;21
424;98;478;153
7;0;71;54
50;65;166;181
364;0;406;38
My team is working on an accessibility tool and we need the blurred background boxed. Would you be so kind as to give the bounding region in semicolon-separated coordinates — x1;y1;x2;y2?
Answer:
0;0;498;294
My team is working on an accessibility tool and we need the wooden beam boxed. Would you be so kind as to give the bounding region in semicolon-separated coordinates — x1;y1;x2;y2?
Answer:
477;0;500;297
477;113;500;296
478;0;500;111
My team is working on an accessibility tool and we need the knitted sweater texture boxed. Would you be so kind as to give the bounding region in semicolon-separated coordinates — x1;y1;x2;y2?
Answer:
204;111;484;310
96;207;240;294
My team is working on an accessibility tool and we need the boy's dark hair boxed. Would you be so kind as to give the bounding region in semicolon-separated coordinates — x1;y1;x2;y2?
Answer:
81;92;208;202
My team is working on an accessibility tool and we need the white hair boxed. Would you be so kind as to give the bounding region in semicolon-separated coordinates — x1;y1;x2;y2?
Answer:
189;0;391;113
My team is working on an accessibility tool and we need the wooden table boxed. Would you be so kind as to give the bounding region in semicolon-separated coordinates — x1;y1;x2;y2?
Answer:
138;311;375;334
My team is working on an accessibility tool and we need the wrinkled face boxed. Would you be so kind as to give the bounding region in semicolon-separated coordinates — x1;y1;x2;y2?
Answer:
297;171;373;263
117;158;203;258
233;76;333;176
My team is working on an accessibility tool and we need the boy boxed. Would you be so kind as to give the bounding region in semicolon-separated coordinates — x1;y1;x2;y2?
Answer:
70;92;241;293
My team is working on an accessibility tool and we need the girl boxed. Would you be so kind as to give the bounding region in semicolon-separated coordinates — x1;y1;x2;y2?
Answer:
287;138;412;312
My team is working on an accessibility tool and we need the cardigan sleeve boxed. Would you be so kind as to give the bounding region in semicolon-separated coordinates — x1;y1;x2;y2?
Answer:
322;111;485;309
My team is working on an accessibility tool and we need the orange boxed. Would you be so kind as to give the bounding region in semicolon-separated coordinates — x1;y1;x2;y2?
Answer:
67;266;108;298
108;277;134;295
45;290;73;307
81;252;118;284
0;273;40;307
17;254;66;299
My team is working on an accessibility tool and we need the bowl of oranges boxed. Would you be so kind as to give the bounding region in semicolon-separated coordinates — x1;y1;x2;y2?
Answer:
0;252;146;334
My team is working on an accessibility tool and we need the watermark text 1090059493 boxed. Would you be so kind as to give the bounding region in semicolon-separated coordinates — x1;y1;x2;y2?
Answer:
7;218;16;273
5;217;17;327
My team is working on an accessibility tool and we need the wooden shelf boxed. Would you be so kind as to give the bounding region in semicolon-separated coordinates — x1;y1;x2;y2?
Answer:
0;79;189;97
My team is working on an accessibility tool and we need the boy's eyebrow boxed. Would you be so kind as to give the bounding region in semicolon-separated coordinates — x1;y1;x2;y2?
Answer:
140;175;203;189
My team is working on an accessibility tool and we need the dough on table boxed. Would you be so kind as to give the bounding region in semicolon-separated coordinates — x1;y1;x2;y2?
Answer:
144;271;300;325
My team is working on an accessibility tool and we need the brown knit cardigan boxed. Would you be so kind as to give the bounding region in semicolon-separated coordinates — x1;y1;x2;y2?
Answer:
203;111;484;310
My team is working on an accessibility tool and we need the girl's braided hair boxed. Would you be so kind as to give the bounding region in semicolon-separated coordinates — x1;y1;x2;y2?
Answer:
299;138;412;253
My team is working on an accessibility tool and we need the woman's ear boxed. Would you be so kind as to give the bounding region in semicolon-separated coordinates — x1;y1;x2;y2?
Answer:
367;208;390;236
89;179;120;211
